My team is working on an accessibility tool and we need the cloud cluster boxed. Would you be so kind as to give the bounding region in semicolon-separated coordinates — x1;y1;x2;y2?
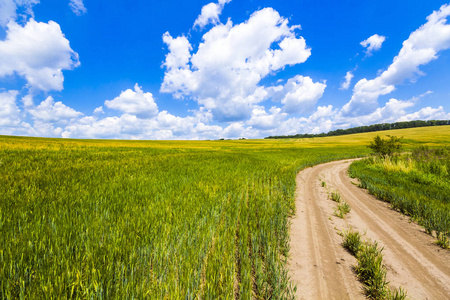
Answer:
0;2;449;141
162;7;321;122
342;4;450;117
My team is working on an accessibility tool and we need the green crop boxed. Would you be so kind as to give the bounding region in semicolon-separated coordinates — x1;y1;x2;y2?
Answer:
0;126;449;299
0;136;365;299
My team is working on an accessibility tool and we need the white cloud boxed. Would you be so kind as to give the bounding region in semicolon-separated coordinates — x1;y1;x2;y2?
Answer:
397;106;450;122
162;7;318;122
0;0;17;27
342;4;450;117
0;0;39;27
340;71;354;90
194;0;231;29
0;90;21;127
194;2;222;28
28;96;82;122
104;84;158;118
279;75;326;114
69;0;86;16
0;19;80;91
162;33;192;71
247;106;287;130
93;106;104;114
360;34;386;55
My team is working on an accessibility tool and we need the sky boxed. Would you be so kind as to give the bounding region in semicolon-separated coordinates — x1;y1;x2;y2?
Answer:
1;0;450;140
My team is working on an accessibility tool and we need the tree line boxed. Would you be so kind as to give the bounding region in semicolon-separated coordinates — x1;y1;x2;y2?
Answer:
265;120;450;139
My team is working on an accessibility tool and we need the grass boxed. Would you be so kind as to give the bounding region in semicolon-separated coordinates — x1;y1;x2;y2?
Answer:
1;126;449;298
342;230;407;300
330;191;341;202
0;137;365;299
335;201;351;219
349;145;450;248
342;229;362;256
329;191;350;218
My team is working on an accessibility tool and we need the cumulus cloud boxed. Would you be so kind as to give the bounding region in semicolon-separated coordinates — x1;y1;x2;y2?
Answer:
104;84;158;118
342;4;450;117
0;19;80;91
360;34;386;55
69;0;86;16
162;7;319;122
28;96;82;122
340;71;354;90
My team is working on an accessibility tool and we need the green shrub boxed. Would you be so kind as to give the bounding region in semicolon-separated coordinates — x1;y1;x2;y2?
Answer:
368;135;403;157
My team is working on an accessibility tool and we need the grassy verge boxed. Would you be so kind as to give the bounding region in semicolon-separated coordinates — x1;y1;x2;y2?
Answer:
349;146;450;248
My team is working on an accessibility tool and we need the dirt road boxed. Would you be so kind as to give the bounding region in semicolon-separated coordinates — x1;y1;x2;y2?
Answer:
288;159;450;299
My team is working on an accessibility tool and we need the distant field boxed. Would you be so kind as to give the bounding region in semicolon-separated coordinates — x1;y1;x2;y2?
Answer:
1;126;449;299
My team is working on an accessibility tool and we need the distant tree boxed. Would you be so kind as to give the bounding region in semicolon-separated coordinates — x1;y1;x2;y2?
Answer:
368;135;403;157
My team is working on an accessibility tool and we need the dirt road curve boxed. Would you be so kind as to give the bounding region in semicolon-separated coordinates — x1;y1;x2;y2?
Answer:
288;159;450;299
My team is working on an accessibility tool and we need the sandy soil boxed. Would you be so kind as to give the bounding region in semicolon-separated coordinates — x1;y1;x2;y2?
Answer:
288;159;450;299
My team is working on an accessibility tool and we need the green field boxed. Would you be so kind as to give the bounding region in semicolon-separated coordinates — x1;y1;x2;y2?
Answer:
1;126;450;299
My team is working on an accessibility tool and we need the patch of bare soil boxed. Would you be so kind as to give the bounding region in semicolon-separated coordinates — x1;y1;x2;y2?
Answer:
288;159;450;299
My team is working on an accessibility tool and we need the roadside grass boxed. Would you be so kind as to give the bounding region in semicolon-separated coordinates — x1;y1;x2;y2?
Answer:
349;146;450;248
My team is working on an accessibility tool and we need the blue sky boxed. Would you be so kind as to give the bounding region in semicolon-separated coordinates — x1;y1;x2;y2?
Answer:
1;0;450;139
